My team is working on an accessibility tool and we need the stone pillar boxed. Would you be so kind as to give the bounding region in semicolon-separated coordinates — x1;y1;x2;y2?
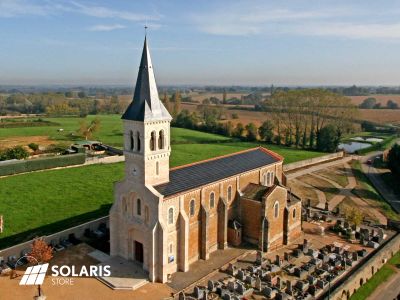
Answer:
218;197;228;250
178;200;189;271
200;203;210;260
148;223;157;282
156;220;168;283
109;209;119;257
283;207;289;245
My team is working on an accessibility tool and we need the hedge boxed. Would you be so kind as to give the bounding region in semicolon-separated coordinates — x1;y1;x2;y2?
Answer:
0;153;86;176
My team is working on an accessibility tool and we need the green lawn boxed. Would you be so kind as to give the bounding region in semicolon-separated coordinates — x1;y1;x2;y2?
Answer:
0;116;325;249
0;115;232;147
351;160;400;221
350;251;400;300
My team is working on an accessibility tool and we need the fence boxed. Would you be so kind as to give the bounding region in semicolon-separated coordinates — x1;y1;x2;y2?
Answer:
283;151;345;172
0;216;109;261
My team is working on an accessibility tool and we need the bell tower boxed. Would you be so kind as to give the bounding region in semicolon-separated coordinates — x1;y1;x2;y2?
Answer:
121;36;172;186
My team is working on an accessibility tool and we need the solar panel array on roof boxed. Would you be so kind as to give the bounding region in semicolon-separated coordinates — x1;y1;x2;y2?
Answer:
154;148;280;197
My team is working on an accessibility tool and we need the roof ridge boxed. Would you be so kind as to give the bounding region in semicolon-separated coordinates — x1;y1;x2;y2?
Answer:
258;146;284;161
169;146;261;171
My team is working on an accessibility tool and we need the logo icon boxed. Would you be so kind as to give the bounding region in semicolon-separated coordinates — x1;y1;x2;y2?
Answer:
19;263;49;285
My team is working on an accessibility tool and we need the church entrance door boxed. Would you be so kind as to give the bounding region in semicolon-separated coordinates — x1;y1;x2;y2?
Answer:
134;241;144;263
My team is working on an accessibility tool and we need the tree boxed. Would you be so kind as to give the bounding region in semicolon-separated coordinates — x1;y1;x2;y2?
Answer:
78;118;101;140
222;90;227;104
344;208;363;227
77;91;86;98
173;91;181;117
258;120;274;143
162;93;171;113
224;121;234;137
28;238;53;264
0;146;29;161
387;100;399;109
359;97;377;109
231;113;239;119
316;125;340;152
245;123;258;141
65;91;73;98
388;144;400;175
233;123;245;138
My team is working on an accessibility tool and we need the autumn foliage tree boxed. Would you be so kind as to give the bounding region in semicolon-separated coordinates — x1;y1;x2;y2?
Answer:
78;118;101;140
28;238;53;264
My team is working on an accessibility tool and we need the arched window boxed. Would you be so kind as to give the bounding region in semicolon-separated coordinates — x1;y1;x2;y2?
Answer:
144;206;149;224
150;131;156;151
210;192;215;208
190;199;195;216
158;130;165;150
169;243;173;254
156;161;159;175
270;172;275;185
137;199;141;216
136;132;141;152
227;186;232;201
274;201;279;218
293;208;296;219
168;207;174;224
129;131;134;151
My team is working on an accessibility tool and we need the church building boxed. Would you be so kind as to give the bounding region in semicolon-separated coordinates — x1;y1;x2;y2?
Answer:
109;36;302;283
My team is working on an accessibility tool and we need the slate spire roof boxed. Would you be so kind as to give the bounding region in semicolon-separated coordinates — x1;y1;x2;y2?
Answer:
122;36;172;121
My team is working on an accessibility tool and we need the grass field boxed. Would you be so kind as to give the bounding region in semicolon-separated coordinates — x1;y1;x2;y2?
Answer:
351;160;400;221
0;120;324;248
350;251;400;300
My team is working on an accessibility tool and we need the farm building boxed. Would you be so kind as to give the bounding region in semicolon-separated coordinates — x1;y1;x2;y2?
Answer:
109;36;302;283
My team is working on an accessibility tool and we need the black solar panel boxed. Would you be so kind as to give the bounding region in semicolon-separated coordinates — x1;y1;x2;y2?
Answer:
154;148;280;197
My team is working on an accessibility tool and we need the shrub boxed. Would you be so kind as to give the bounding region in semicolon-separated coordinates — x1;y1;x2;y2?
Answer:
0;153;85;176
0;146;29;161
28;143;39;151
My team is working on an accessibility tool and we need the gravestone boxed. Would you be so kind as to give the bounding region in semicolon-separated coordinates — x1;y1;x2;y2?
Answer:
207;280;215;292
263;287;275;298
178;292;186;300
227;281;236;292
222;293;232;300
202;290;208;300
256;251;263;265
276;255;281;266
194;286;204;299
352;252;358;261
238;269;245;281
284;252;290;261
227;263;237;276
245;275;255;287
286;280;292;294
276;276;282;290
237;282;245;295
255;276;262;291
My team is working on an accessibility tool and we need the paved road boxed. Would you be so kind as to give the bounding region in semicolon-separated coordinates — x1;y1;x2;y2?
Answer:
367;269;400;300
360;151;400;213
286;155;355;179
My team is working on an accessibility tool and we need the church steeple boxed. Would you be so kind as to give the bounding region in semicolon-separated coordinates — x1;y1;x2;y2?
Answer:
122;34;171;186
122;36;172;122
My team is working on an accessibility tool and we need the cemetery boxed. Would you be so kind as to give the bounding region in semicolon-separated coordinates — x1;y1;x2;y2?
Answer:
177;206;397;300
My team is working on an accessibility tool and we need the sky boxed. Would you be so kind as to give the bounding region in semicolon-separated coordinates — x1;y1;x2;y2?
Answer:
1;0;400;86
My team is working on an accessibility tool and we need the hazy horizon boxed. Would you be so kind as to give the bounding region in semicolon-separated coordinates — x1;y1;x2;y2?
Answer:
2;0;400;86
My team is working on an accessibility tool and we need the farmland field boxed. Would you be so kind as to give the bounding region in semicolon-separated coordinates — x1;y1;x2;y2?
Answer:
0;122;324;248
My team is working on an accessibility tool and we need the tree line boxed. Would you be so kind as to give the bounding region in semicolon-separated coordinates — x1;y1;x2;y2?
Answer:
172;89;358;153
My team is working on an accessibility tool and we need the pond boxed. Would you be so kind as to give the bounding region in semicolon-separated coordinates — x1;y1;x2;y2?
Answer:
338;142;372;153
351;136;384;143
